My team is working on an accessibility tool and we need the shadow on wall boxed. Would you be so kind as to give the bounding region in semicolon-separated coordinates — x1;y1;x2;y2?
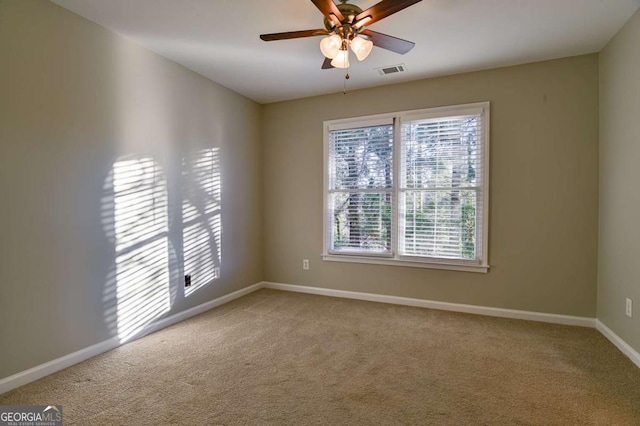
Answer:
101;149;222;344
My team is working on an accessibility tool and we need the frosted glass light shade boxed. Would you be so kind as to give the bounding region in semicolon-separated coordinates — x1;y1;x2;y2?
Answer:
351;36;373;61
320;35;342;59
331;49;350;68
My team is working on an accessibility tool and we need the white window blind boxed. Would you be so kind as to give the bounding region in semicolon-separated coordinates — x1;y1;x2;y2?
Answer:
323;103;489;272
328;121;394;255
400;113;484;262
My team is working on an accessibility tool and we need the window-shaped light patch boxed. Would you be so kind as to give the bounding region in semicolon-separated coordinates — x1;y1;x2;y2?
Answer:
109;157;171;343
182;148;222;296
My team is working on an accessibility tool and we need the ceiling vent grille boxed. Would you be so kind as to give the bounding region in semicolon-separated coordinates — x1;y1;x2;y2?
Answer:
375;64;406;76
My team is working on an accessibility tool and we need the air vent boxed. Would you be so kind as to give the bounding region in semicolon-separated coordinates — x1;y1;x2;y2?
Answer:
375;64;407;76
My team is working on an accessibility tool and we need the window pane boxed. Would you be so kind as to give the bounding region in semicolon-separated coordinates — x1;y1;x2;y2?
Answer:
329;125;393;190
401;190;477;259
330;191;391;253
402;116;480;189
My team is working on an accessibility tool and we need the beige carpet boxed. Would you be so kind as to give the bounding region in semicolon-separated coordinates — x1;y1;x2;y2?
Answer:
1;289;639;425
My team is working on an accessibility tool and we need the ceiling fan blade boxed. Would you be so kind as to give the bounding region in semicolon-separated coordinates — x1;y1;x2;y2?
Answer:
356;0;422;26
361;29;415;54
260;29;328;41
310;0;344;22
321;57;334;69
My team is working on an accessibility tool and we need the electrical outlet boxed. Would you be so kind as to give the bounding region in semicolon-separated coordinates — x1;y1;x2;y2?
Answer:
626;298;633;318
303;259;309;270
184;274;192;288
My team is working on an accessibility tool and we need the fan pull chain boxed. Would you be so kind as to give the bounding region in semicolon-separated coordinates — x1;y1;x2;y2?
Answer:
343;70;349;94
343;42;350;95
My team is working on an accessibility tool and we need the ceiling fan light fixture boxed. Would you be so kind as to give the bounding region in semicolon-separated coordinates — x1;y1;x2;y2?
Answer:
351;36;373;61
320;34;342;59
259;0;422;73
331;48;350;68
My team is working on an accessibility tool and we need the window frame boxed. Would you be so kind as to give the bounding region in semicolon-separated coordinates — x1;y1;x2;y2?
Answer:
322;102;490;273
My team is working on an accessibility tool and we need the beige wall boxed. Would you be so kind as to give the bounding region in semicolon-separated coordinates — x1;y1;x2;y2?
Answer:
263;55;599;317
0;0;263;379
598;10;640;353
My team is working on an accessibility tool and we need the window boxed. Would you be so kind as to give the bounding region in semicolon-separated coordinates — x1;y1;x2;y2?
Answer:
323;102;489;272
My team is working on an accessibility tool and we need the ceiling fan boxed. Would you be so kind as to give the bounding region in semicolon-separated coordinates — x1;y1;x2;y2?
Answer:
260;0;422;70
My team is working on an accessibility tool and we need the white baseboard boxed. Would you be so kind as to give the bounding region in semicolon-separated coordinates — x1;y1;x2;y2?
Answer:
0;282;264;395
596;320;640;369
0;336;121;396
263;282;596;328
4;281;636;395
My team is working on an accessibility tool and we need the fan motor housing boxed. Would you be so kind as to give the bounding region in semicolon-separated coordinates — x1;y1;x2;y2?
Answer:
323;2;364;32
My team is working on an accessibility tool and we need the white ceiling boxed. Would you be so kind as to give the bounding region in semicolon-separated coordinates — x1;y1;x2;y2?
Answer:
52;0;640;104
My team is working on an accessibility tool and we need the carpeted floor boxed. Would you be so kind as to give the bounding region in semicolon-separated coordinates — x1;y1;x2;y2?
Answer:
1;289;639;425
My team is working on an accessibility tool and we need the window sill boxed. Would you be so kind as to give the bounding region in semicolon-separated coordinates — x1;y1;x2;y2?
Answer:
321;254;489;273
